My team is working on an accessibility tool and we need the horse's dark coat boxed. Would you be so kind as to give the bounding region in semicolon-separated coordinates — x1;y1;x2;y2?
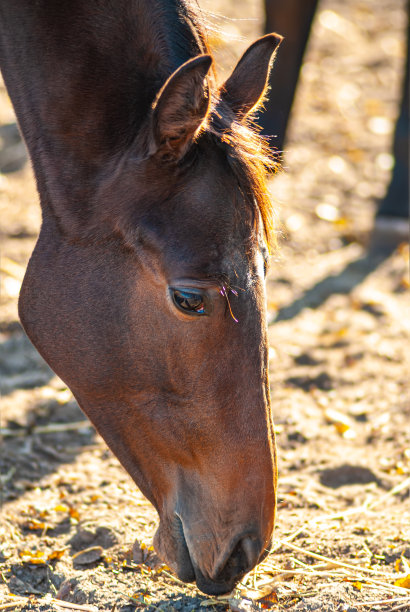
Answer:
0;0;282;595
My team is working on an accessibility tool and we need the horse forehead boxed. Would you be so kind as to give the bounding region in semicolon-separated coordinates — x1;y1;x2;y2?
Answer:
170;187;254;261
180;157;252;237
161;161;260;276
159;207;258;283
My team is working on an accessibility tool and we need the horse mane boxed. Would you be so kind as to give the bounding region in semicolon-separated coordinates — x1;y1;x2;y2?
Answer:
207;103;279;252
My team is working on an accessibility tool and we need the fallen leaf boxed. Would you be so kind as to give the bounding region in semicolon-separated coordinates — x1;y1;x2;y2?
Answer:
260;590;279;608
394;574;410;589
18;550;46;565
352;581;362;591
324;408;356;438
54;504;68;512
47;549;66;561
334;422;350;435
399;276;410;290
69;507;80;521
402;555;410;573
25;519;46;531
333;217;350;230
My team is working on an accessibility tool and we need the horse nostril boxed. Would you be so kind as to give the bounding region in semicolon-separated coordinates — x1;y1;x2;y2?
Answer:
241;536;260;571
213;535;261;584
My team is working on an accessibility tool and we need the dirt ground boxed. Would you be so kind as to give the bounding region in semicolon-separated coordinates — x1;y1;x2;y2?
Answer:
1;0;409;611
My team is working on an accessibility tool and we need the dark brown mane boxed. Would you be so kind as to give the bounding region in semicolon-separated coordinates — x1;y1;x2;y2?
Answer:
207;102;279;251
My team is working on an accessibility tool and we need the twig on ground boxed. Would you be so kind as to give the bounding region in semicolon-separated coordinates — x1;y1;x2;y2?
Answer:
366;477;410;511
270;506;372;552
389;602;410;612
160;569;192;590
356;596;410;607
0;598;99;612
0;257;25;280
277;541;400;579
0;421;92;438
261;540;410;596
255;565;406;595
52;600;99;612
0;602;26;611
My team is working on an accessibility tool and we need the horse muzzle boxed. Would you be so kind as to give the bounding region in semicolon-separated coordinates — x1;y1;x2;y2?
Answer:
153;513;270;595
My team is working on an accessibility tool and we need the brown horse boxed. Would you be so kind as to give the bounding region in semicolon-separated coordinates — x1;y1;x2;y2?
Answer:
0;0;282;595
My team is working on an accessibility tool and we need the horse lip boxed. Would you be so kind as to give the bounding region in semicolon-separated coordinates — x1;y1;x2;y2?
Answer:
194;569;234;596
172;514;195;583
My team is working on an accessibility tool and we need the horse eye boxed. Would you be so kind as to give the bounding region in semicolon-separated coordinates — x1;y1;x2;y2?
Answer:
171;289;207;315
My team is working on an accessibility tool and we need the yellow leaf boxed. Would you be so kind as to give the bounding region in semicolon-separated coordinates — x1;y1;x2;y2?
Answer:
47;549;66;561
394;574;410;589
395;558;402;572
333;217;350;230
352;581;362;591
334;422;350;435
19;550;46;564
18;550;31;557
19;550;43;558
400;276;410;290
54;504;68;512
69;507;80;520
26;519;46;530
324;408;356;438
402;555;410;573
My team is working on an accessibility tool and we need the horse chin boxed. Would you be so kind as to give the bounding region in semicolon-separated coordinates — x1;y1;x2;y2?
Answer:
193;568;237;596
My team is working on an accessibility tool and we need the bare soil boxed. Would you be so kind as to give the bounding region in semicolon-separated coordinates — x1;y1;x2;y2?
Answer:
1;0;409;610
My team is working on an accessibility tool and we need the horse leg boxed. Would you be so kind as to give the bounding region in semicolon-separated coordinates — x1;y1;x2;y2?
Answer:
257;0;319;153
377;12;409;220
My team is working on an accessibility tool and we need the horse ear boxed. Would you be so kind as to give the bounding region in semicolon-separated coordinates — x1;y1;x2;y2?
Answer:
220;33;283;120
149;55;212;160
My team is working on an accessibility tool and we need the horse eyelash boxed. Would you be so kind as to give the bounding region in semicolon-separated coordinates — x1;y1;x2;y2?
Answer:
220;285;239;323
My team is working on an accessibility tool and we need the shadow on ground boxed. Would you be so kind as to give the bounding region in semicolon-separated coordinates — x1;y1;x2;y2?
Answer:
272;246;396;323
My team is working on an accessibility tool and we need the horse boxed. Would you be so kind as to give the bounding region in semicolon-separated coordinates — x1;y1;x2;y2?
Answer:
0;0;282;595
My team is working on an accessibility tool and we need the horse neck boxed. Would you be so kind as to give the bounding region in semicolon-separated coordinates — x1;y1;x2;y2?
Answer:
0;0;207;228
